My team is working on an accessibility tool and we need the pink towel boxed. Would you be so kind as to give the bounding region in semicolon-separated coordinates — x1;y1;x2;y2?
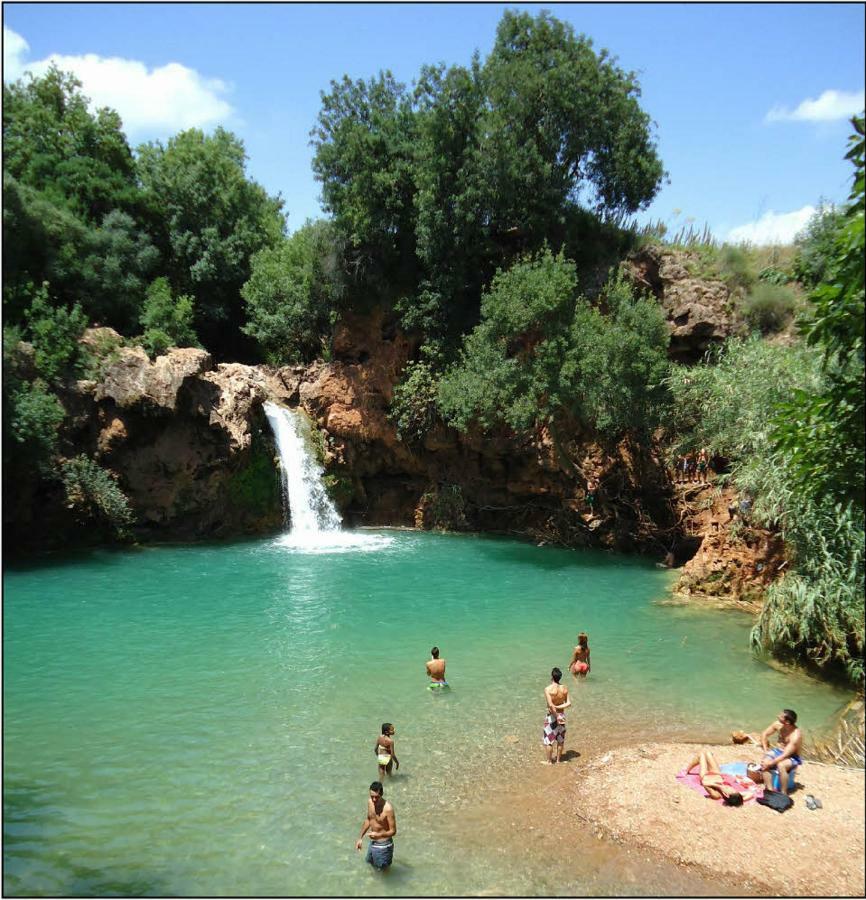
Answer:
675;769;763;805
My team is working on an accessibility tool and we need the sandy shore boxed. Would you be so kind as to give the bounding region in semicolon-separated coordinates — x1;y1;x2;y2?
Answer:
567;741;865;897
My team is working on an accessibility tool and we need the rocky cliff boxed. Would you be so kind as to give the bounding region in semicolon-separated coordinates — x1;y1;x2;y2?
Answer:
5;248;778;608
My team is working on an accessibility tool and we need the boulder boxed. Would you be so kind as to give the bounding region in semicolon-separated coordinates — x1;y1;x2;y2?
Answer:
96;346;213;413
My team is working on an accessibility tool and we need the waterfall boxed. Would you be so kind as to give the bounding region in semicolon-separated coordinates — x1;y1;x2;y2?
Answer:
263;402;342;538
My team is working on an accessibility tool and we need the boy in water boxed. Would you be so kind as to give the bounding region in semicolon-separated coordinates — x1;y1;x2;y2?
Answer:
543;667;571;763
425;646;448;688
374;723;399;780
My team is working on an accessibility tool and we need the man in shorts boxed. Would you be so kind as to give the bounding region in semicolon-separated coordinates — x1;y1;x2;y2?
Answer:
356;781;397;869
542;667;571;763
759;709;803;795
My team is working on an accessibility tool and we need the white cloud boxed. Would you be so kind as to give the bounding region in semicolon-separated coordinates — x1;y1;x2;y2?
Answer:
766;89;865;123
725;205;817;246
2;27;233;137
3;26;30;82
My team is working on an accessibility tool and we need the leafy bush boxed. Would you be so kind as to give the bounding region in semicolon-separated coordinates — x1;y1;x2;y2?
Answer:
752;499;864;684
438;252;670;439
758;265;790;285
23;283;88;382
792;203;844;287
742;283;796;334
3;378;65;475
718;244;755;291
390;359;441;442
137;277;199;357
241;220;342;365
61;455;134;534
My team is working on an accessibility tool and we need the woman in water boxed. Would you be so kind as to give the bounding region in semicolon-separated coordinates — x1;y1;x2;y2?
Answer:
569;632;591;678
374;723;399;780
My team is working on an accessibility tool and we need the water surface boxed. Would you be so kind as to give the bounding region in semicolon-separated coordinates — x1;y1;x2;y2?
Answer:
3;530;849;895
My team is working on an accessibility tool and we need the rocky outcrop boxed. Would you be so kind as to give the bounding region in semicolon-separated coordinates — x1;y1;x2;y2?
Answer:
625;246;745;363
668;481;786;609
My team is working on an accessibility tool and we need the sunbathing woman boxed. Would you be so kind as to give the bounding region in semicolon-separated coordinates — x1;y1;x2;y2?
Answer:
569;632;591;678
685;749;749;805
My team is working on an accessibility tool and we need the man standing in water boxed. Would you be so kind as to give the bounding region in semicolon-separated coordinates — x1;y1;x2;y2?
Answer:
543;667;571;763
425;646;448;689
356;781;396;870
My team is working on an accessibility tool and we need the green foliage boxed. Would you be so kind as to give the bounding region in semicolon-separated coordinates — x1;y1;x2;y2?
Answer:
137;277;199;358
792;203;845;287
241;220;343;364
420;483;467;530
758;265;790;285
2;360;65;476
23;283;88;382
717;244;755;291
772;115;865;510
439;250;670;439
752;500;864;684
227;443;281;517
742;283;796;334
3;66;141;223
666;336;823;488
390;359;441;442
137;127;285;358
61;455;134;535
312;9;664;346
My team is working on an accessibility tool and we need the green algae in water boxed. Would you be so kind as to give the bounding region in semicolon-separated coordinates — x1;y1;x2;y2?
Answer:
3;531;850;896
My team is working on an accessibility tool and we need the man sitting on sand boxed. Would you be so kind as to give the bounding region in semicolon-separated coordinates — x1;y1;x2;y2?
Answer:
425;646;448;689
759;709;802;795
543;667;571;764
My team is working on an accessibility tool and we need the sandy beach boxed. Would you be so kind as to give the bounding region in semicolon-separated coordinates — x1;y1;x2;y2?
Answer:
564;741;865;897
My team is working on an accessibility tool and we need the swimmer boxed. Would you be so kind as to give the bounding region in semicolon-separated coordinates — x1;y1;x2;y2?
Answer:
374;723;399;779
569;632;591;678
426;646;448;689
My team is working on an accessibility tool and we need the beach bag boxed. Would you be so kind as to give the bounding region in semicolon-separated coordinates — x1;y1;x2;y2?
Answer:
756;789;793;813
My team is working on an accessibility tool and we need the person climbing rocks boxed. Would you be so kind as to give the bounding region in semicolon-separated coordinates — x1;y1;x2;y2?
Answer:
585;477;598;512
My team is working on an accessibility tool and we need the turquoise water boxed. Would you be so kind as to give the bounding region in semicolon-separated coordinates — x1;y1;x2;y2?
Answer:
3;530;850;896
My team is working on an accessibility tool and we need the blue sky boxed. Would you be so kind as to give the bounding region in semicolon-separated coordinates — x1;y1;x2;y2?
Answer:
4;3;865;243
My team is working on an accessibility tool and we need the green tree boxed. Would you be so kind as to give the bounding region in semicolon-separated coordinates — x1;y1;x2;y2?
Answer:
137;127;285;359
3;66;141;223
241;220;344;365
772;115;865;509
438;250;669;438
23;283;89;383
137;277;199;358
312;71;419;302
792;203;845;287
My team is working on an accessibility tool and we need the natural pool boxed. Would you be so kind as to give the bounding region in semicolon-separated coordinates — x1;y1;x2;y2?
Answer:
3;530;850;896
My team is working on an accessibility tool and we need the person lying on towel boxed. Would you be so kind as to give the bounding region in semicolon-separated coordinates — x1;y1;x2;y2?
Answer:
759;709;802;796
685;749;749;805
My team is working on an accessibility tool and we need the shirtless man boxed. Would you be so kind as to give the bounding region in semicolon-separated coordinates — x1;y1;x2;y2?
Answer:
759;708;803;795
355;781;397;870
542;667;571;763
425;646;447;688
374;723;399;780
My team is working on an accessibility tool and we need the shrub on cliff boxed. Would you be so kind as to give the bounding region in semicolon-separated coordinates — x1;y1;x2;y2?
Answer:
61;455;134;536
390;359;441;442
438;250;670;439
136;277;199;358
742;283;797;334
23;284;89;383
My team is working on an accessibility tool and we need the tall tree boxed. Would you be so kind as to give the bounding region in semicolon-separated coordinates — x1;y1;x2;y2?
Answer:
3;65;141;224
137;127;285;359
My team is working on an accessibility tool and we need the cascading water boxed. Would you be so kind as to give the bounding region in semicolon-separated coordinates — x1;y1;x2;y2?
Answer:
264;402;342;533
263;402;391;552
